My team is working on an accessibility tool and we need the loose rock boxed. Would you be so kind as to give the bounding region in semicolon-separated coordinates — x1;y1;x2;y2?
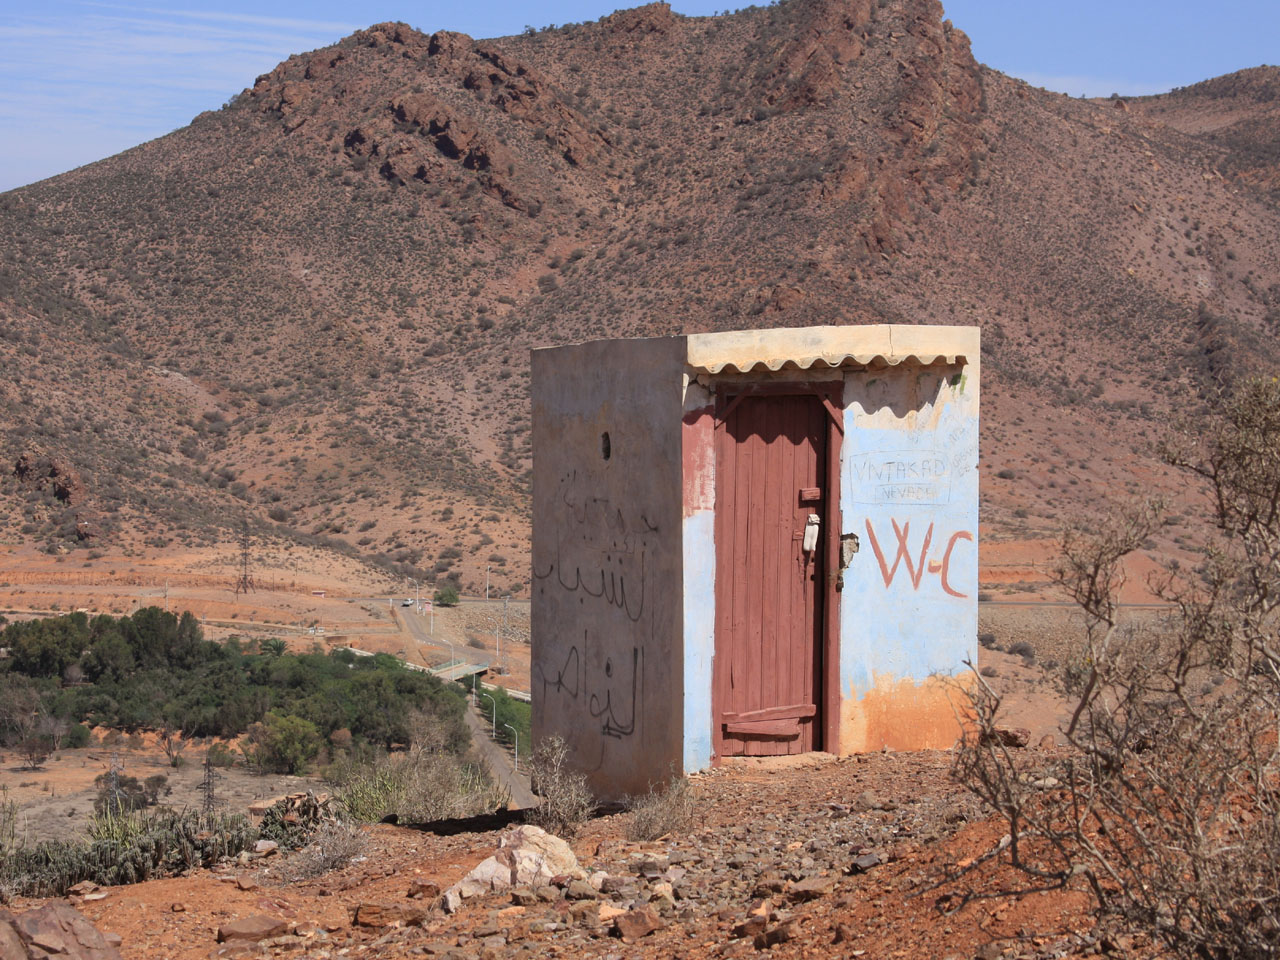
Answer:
216;915;288;943
1;903;122;960
352;903;426;928
612;904;663;942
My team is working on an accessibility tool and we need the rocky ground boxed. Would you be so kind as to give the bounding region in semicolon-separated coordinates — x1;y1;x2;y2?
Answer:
5;745;1127;960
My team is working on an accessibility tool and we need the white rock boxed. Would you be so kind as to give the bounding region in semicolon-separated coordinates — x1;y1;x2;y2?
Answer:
442;825;584;913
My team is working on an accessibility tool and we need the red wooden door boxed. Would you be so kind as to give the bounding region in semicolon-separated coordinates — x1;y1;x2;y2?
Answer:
714;393;827;756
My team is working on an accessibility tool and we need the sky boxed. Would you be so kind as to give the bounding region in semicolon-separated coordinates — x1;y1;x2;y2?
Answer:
0;0;1276;193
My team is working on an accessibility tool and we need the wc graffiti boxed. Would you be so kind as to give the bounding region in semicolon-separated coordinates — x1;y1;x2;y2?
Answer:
864;517;973;598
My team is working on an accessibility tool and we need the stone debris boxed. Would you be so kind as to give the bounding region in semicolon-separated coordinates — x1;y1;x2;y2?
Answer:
851;852;883;873
407;880;441;899
0;903;122;960
788;874;835;901
10;753;1083;960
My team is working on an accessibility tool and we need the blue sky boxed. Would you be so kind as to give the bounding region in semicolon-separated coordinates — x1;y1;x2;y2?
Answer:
0;0;1275;192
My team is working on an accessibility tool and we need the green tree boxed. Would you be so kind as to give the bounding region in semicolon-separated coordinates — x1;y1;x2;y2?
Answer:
83;630;134;682
433;584;460;606
5;612;89;678
245;712;322;774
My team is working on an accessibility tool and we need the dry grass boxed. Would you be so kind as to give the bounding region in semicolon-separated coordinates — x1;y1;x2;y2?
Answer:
625;775;697;842
526;736;595;839
278;820;369;880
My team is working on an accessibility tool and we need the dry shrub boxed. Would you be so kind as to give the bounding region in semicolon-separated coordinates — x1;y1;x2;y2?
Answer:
955;378;1280;960
280;820;368;880
526;736;596;839
332;709;507;824
625;775;696;842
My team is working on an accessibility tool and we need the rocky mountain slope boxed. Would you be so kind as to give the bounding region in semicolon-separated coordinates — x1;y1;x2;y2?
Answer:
1;0;1277;592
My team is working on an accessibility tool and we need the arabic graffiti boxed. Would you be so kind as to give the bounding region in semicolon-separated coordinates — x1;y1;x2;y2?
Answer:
532;469;656;623
589;646;641;739
535;642;581;700
535;469;655;769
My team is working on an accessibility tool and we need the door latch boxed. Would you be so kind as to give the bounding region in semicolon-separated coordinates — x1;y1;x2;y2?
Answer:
802;514;820;553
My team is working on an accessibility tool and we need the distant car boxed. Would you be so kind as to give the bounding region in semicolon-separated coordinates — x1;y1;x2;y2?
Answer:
401;599;413;607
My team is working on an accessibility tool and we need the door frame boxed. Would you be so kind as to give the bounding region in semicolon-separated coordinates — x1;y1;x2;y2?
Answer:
710;379;843;759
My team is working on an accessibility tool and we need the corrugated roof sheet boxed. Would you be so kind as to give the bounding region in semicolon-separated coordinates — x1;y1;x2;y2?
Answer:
684;325;978;374
690;352;967;374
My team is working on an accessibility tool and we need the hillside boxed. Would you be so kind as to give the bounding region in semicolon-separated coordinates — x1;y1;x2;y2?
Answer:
1;0;1278;594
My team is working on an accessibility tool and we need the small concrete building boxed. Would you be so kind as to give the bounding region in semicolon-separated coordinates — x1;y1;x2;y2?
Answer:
531;325;979;797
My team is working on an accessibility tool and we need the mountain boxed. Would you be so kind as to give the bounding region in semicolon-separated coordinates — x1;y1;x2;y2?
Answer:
1;0;1277;595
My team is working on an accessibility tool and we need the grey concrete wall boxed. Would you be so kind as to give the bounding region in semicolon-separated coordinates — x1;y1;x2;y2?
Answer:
531;336;687;799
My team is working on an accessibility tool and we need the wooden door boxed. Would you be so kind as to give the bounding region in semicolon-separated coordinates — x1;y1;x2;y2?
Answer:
714;392;827;756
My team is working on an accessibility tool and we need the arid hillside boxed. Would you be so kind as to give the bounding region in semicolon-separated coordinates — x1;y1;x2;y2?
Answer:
2;0;1278;592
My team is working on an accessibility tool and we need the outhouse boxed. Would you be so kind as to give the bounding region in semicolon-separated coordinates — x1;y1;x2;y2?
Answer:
531;325;979;797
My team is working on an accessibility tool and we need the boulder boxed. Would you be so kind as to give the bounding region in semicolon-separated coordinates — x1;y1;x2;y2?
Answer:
0;918;28;960
12;452;84;506
442;825;584;912
788;874;835;901
407;880;440;900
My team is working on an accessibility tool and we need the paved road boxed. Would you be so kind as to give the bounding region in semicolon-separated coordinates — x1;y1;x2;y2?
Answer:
378;607;532;807
391;604;491;671
462;698;537;809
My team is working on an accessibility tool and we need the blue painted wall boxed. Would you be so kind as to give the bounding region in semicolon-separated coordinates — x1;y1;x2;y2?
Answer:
837;363;979;747
682;509;715;771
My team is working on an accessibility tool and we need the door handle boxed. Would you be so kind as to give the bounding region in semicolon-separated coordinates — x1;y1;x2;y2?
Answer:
802;514;820;553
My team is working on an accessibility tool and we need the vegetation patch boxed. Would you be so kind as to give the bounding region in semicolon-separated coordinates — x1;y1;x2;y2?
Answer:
0;609;470;768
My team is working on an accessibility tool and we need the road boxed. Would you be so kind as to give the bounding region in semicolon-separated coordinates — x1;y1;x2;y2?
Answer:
463;696;537;809
389;605;535;807
391;604;490;672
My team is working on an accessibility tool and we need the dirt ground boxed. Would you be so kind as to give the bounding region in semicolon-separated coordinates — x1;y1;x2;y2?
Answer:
0;736;322;844
0;536;1144;959
7;749;1116;960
